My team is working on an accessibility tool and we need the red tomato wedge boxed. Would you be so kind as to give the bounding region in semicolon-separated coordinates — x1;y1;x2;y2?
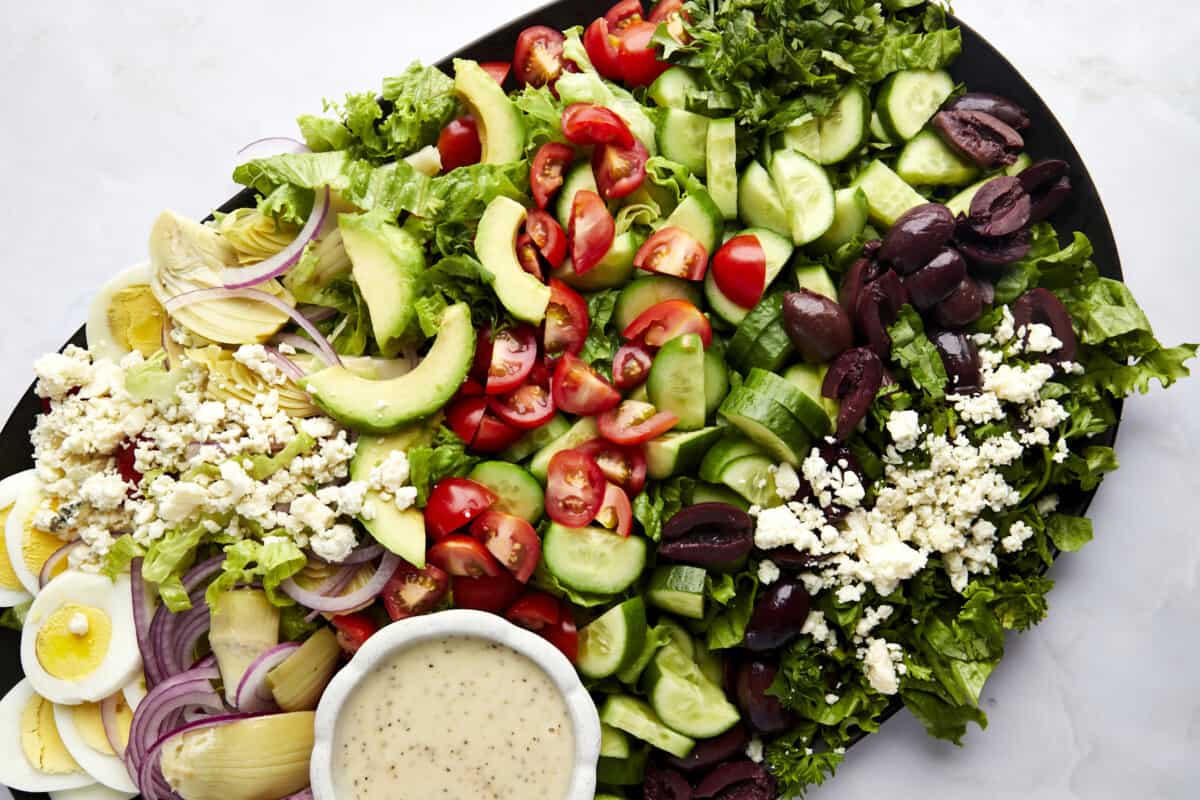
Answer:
713;234;768;309
489;381;556;430
445;395;487;445
425;477;497;539
648;0;690;43
437;116;482;172
444;396;523;453
552;353;622;416
577;438;648;496
531;142;576;210
543;612;579;662
569;190;616;275
486;324;539;395
597;399;680;445
382;563;450;621
428;535;504;578
605;0;644;30
506;592;561;631
525;209;568;268
544;279;590;357
472;411;522;452
471;511;542;583
612;342;654;391
515;233;544;281
452;572;524;614
615;20;671;87
621;298;714;348
561;104;636;148
593;137;648;200
634;226;708;280
480;61;512;85
583;18;624;81
331;612;378;654
513;25;566;87
545;449;607;527
594;482;633;536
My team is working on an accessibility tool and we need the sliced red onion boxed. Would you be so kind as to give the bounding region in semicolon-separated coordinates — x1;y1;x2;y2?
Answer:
303;564;361;622
237;136;310;158
271;331;339;367
220;186;329;289
132;560;167;689
126;663;222;786
234;642;300;712
265;346;308;382
297;304;337;323
171;605;211;672
38;540;81;588
137;712;264;800
164;285;341;368
280;552;401;613
283;789;314;800
100;693;126;756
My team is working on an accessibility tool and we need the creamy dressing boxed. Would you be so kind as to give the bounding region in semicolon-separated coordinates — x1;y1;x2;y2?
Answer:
333;635;575;800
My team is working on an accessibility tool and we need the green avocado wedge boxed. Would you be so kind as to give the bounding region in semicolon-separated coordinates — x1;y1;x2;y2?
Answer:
303;303;475;433
453;59;524;164
350;423;436;567
339;210;423;355
475;196;553;323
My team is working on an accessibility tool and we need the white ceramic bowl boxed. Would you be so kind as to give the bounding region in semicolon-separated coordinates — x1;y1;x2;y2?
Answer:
310;608;600;800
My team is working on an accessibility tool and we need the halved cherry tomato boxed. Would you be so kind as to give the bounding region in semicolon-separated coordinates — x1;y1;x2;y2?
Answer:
428;535;504;578
597;399;680;445
713;234;768;309
513;25;567;87
471;511;542;583
561;104;636;148
472;409;523;452
489;381;556;430
605;0;644;30
569;190;616;275
648;0;689;43
634;226;708;280
506;592;561;631
622;299;714;348
331;612;378;654
452;572;524;613
454;378;485;400
487;324;538;395
471;327;494;383
425;477;497;539
543;611;579;662
444;396;523;452
577;438;648;496
437;116;482;172
545;449;607;527
531;142;576;210
612;342;654;391
594;482;633;536
526;209;567;268
583;18;624;81
516;233;544;281
593;137;648;200
382;563;450;621
544;279;590;357
480;61;512;85
615;20;671;87
445;395;487;444
552;353;622;415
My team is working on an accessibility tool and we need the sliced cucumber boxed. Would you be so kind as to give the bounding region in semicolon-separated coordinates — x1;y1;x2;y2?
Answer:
543;523;647;595
647;333;707;430
718;453;780;508
600;695;695;759
692;483;750;510
769;150;836;246
810;187;869;254
597;747;648;786
466;461;543;523
744;368;830;439
778;84;870;165
705;226;794;327
642;644;740;738
645;427;723;481
739;319;794;372
850;159;927;227
552;231;639;291
694;645;725;688
876;69;955;142
793;261;839;301
896;129;979;187
501;413;571;463
657;108;710;177
578;597;649;679
555;160;598;231
614;274;703;332
727;292;784;366
699;433;764;484
719;387;812;466
656;618;696;659
529;416;599;482
704;271;750;327
783;363;839;428
648;565;707;620
663;189;723;256
706;118;739;220
870;110;899;145
601;723;632;758
703;348;729;418
946;153;1035;217
616;624;670;685
648;67;700;109
737;161;790;237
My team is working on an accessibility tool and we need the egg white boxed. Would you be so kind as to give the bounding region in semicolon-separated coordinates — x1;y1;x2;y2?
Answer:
21;571;142;705
52;700;138;792
0;679;94;792
121;674;147;712
5;476;57;597
85;262;155;363
50;783;137;800
0;469;38;606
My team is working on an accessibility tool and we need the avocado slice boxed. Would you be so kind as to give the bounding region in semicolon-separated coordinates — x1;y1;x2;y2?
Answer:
453;59;524;164
339;210;423;354
350;422;436;567
303;303;475;433
475;197;552;323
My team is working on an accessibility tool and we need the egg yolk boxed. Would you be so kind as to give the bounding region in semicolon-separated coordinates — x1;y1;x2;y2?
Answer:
73;695;133;755
21;508;69;584
35;603;113;680
108;285;166;356
0;504;23;591
20;693;81;775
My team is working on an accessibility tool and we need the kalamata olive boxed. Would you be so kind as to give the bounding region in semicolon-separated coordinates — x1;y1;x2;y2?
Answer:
879;204;956;275
839;255;884;315
903;247;967;309
659;503;755;570
856;270;909;359
743;579;811;652
782;289;854;363
943;92;1031;130
694;761;777;800
968;176;1031;237
663;727;750;773
1012;287;1078;363
822;347;884;440
734;661;795;734
931;329;983;394
644;765;694;800
761;548;827;570
1019;159;1073;223
932;110;1024;170
933;277;985;328
955;224;1032;268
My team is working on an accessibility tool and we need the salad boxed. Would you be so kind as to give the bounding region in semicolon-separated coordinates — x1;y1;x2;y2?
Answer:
0;1;1194;798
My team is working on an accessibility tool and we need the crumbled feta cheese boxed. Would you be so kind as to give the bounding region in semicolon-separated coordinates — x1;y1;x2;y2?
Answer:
993;306;1015;344
825;693;840;706
952;392;1005;424
310;523;358;563
862;637;903;695
757;559;780;586
79;472;128;512
745;737;764;763
984;363;1055;405
369;450;412;494
233;344;287;385
855;605;894;641
1036;494;1059;515
886;410;922;452
836;583;866;604
290;493;336;533
157;481;208;524
1019;323;1063;355
773;462;801;500
1053;437;1070;463
802;610;834;650
1001;520;1035;553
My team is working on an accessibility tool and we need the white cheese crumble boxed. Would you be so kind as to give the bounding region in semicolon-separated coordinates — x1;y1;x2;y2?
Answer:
745;737;764;764
1019;323;1063;355
233;344;287;385
885;410;921;452
861;637;904;695
772;462;801;500
1001;520;1035;553
756;559;780;586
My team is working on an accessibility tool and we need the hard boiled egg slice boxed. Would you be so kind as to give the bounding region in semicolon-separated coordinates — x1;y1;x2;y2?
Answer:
121;673;148;712
0;679;94;792
50;784;137;800
21;571;142;705
85;262;167;363
0;469;38;605
5;478;72;596
52;694;138;792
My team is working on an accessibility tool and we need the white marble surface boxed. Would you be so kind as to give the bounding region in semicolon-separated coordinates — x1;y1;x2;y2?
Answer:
1;1;1197;798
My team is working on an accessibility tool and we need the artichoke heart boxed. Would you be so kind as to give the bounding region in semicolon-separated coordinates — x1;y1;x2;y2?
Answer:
187;344;321;418
149;210;294;345
267;627;340;712
208;589;280;705
159;712;314;800
216;208;299;266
